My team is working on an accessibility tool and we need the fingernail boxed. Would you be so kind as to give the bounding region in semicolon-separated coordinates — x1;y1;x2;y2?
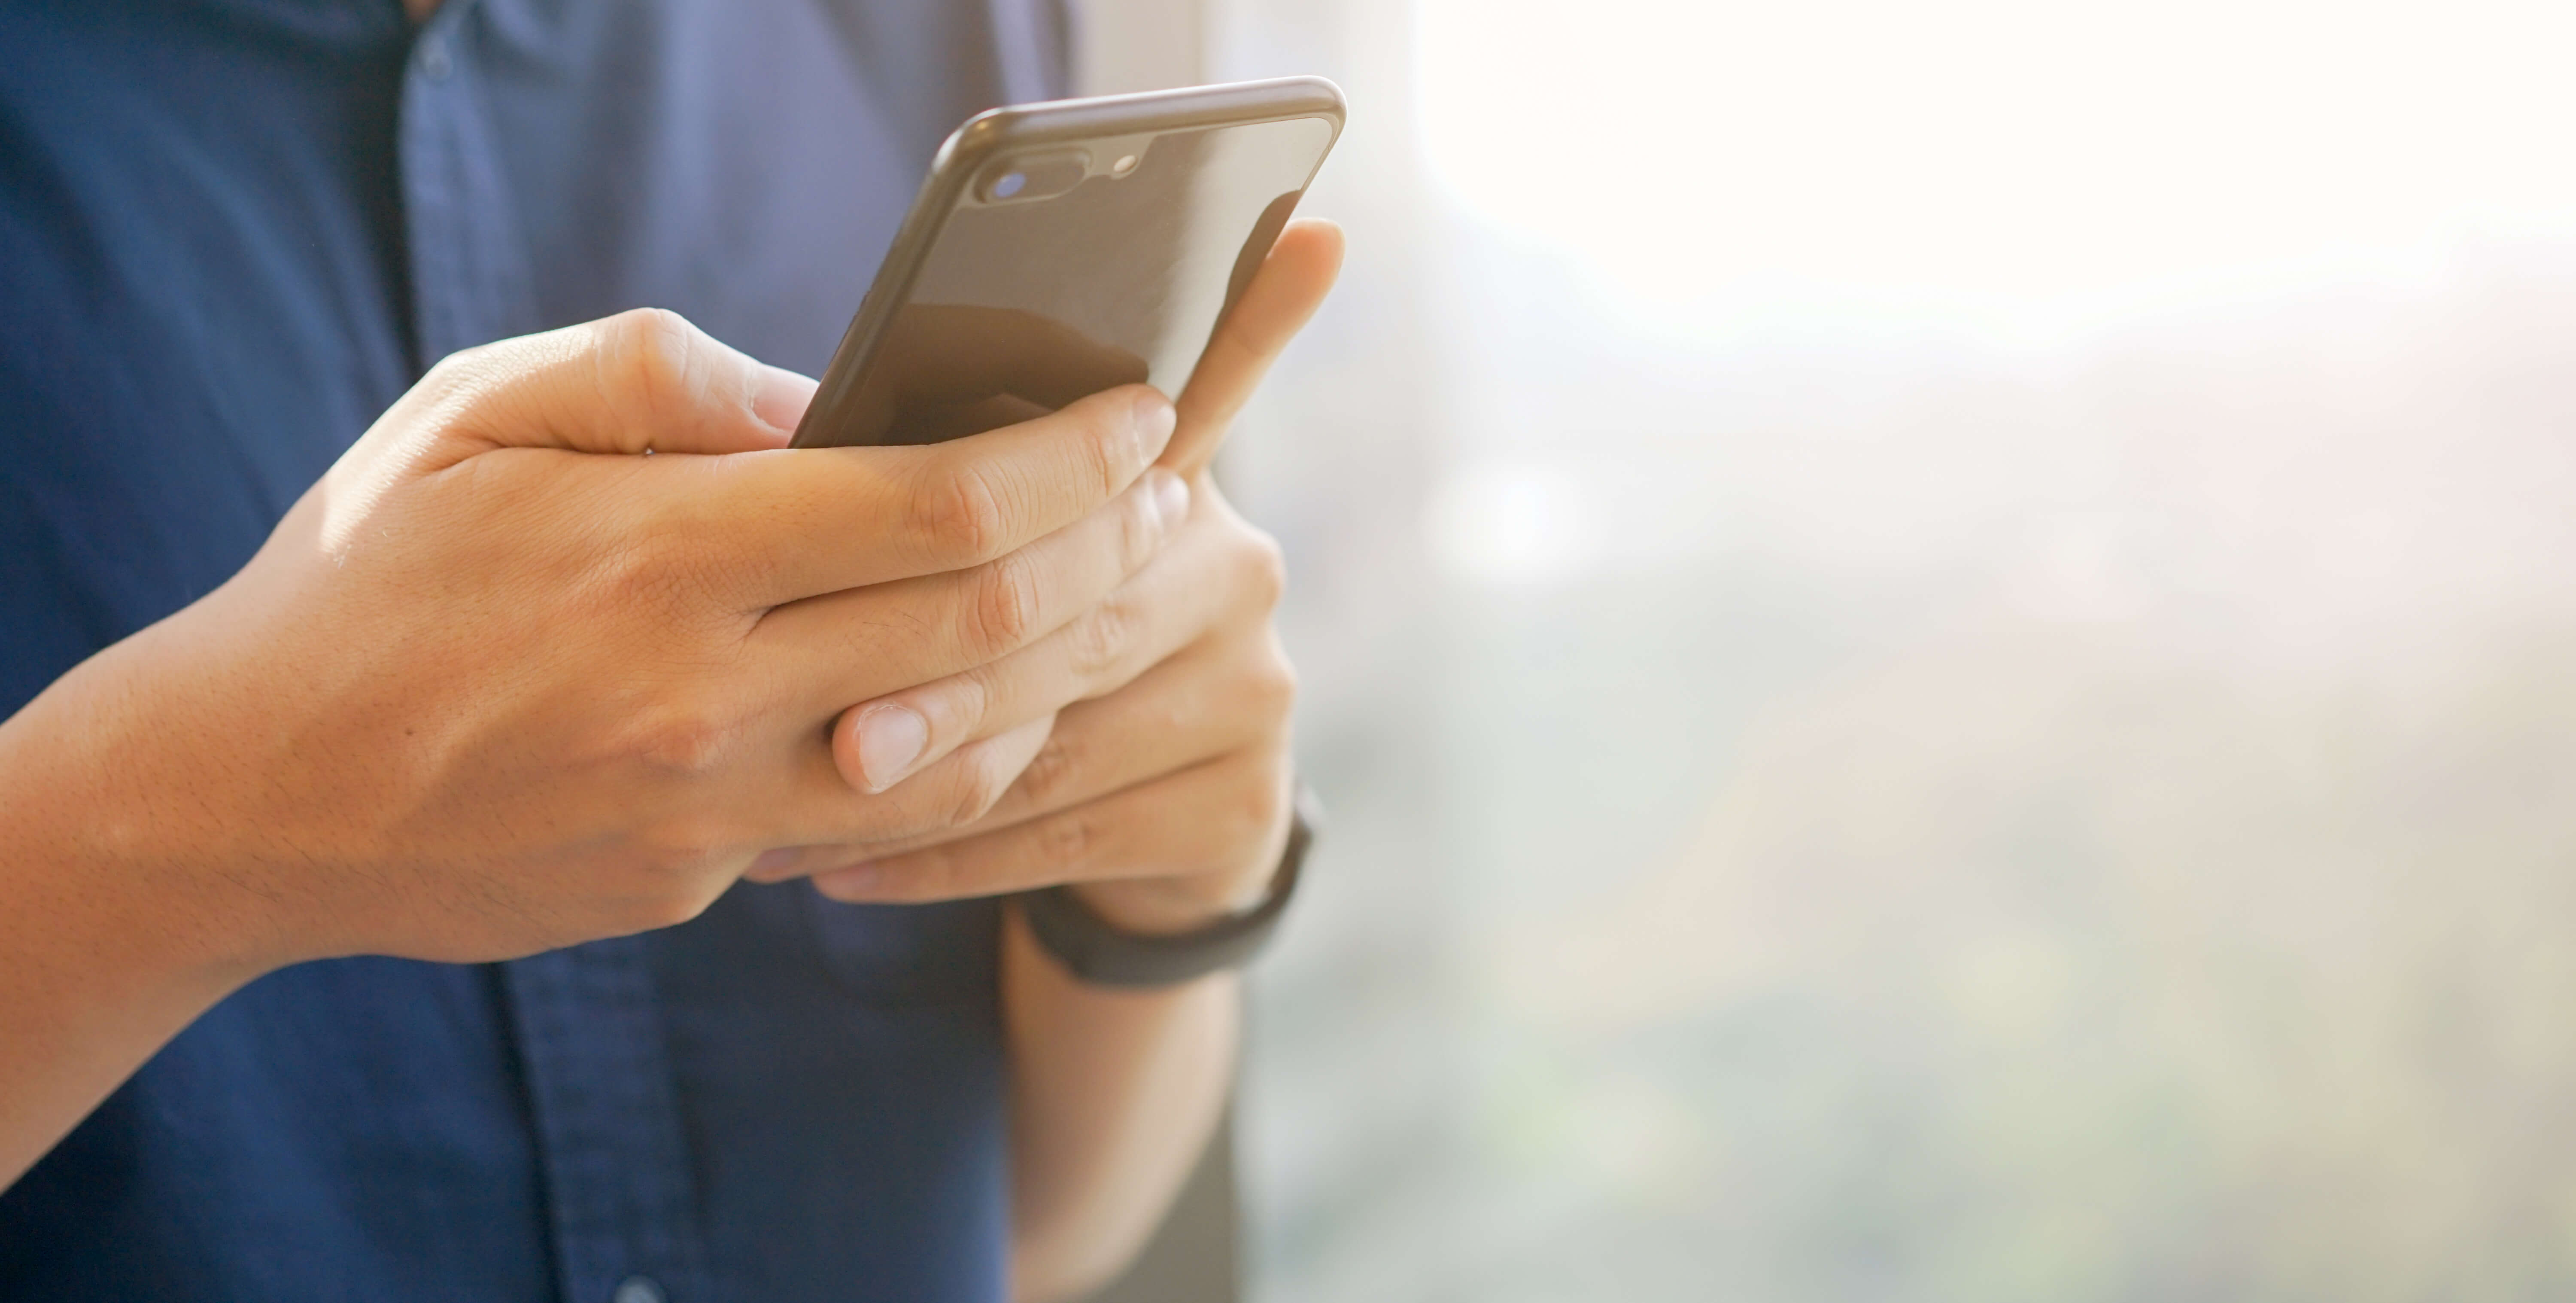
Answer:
817;863;886;900
1149;469;1191;531
853;703;929;792
1134;392;1177;451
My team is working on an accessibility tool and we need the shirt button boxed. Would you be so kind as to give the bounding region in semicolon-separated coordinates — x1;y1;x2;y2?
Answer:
611;1277;665;1303
418;35;453;82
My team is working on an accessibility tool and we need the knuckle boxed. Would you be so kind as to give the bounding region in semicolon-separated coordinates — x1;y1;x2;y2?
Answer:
1117;482;1165;569
1245;641;1300;721
1015;733;1082;810
942;755;1014;829
626;883;719;934
1232;524;1288;612
890;851;960;904
963;553;1041;658
1071;399;1129;499
1035;808;1096;869
942;667;997;736
620;701;744;779
910;461;1010;567
629;811;734;877
584;531;721;617
606;307;696;390
599;307;700;437
592;531;674;596
1066;595;1138;685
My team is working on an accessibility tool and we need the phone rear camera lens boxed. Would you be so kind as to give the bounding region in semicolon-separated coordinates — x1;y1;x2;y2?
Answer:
979;152;1088;203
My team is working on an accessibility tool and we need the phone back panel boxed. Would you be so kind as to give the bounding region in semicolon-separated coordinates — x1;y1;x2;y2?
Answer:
793;79;1342;448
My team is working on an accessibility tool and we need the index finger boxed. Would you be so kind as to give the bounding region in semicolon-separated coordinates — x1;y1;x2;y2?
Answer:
1163;218;1346;475
672;381;1178;605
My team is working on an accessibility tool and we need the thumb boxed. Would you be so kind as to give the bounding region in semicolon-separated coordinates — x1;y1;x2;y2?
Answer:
407;308;818;464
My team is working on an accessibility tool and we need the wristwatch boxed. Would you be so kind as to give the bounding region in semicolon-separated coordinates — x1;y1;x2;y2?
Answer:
1017;784;1318;988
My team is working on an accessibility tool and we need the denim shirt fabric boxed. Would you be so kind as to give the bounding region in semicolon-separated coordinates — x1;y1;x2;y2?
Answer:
0;2;1066;1300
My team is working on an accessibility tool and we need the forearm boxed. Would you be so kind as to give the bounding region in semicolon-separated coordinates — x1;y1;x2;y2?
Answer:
1002;904;1242;1303
0;639;274;1188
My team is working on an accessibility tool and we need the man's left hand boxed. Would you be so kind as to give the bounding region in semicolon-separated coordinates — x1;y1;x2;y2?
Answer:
742;218;1344;931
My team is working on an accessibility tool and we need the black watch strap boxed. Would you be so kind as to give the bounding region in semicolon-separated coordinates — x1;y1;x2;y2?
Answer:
1018;785;1316;988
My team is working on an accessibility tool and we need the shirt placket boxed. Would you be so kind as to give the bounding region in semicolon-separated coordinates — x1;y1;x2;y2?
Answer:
398;0;541;364
396;6;715;1302
502;938;717;1303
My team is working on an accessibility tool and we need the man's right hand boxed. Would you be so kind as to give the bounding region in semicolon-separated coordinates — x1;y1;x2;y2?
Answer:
2;308;1182;971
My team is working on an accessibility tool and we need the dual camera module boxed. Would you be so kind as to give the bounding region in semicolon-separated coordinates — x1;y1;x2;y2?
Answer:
978;147;1142;204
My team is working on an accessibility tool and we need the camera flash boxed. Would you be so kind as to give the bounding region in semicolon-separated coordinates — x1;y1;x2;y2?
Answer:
1111;154;1139;177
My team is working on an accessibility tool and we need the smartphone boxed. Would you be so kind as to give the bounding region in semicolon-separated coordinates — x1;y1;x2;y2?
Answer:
790;77;1345;449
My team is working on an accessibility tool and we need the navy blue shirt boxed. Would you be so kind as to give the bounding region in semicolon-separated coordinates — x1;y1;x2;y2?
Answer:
0;3;1068;1300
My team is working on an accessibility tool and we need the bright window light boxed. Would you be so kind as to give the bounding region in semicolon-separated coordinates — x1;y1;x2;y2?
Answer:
1416;0;2576;346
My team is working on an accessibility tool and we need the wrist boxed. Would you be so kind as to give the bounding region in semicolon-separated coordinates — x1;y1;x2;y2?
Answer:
2;620;315;988
0;626;305;1185
1065;797;1302;935
1022;791;1312;989
1070;865;1275;935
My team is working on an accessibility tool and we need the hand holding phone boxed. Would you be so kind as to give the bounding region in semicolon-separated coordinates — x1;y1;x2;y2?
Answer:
793;77;1344;465
768;217;1347;933
753;82;1349;925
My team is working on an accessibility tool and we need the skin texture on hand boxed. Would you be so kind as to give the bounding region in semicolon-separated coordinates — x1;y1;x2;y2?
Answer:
102;310;1197;967
0;216;1347;1275
0;307;1186;1185
756;220;1350;943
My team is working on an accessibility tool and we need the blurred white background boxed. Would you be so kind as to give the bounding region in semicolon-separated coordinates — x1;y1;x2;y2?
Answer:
1155;0;2576;1297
